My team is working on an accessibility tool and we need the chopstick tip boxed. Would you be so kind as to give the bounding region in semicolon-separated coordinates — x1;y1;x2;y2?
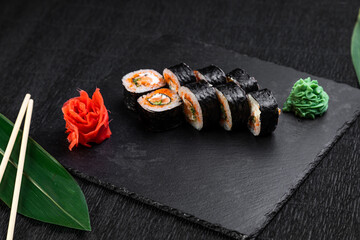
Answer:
28;99;34;107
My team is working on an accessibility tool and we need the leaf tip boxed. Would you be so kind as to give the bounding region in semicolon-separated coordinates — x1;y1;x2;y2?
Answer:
85;224;92;232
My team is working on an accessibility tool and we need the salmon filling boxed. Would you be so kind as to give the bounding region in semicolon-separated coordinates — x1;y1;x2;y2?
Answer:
247;95;261;136
193;70;202;81
220;105;227;120
183;98;196;121
122;69;165;94
147;93;171;106
163;72;178;91
138;88;180;111
178;86;203;129
131;72;160;88
181;92;201;123
215;89;232;131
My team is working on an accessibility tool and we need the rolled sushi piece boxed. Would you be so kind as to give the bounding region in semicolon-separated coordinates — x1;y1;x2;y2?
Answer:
163;63;196;92
178;82;220;130
215;82;250;131
194;65;227;86
122;69;166;111
137;88;183;131
226;68;259;93
247;89;280;136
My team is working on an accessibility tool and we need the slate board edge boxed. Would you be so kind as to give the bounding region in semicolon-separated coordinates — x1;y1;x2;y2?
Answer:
60;35;360;240
63;108;360;240
62;110;360;240
249;110;360;239
65;166;246;240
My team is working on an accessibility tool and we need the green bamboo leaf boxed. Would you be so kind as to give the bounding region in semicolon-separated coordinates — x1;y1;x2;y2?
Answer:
351;9;360;85
0;113;91;231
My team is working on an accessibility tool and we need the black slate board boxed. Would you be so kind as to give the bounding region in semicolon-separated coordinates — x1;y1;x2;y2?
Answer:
33;36;360;238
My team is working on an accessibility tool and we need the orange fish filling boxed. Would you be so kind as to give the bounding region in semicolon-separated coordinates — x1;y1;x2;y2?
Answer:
142;88;176;108
182;94;201;122
219;103;231;126
193;70;202;82
215;91;232;130
163;73;178;91
248;106;261;128
147;93;171;105
126;71;161;90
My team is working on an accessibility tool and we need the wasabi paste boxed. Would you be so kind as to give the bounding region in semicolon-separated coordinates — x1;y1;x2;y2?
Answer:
283;77;329;119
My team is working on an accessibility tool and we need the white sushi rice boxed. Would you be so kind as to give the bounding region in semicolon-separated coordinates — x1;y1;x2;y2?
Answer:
247;94;261;136
215;89;232;131
178;86;203;130
122;69;165;93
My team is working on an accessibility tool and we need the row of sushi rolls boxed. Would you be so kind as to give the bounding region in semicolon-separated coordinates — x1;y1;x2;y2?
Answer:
121;63;280;136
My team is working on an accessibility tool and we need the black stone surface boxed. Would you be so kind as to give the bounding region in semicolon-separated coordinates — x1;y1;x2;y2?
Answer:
0;0;359;239
4;34;360;238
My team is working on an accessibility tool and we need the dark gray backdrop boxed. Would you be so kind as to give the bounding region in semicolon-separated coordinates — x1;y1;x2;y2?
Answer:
0;0;359;239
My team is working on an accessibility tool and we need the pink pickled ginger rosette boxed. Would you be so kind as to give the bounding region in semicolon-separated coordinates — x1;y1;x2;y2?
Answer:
62;88;111;151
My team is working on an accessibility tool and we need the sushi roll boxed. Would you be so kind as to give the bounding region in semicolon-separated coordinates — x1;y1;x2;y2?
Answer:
178;82;220;130
215;82;250;131
163;63;196;92
122;69;166;111
247;89;280;136
194;65;227;86
137;88;183;131
226;68;259;93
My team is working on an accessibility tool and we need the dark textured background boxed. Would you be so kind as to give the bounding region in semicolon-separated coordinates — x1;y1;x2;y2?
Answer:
0;0;359;239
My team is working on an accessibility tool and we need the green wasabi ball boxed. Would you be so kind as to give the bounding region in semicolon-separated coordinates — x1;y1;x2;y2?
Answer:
283;77;329;119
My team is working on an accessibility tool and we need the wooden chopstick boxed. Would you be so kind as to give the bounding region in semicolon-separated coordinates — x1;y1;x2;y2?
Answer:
0;94;31;184
6;99;33;240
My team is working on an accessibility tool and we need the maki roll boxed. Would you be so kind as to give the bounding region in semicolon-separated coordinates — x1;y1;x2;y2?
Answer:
247;89;280;136
137;88;183;131
122;69;166;111
215;82;250;131
163;63;196;92
194;65;227;86
178;82;220;130
226;68;259;93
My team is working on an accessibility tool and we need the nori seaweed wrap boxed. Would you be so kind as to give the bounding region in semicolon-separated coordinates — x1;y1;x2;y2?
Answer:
194;65;227;86
227;68;259;93
247;89;279;136
215;82;250;130
123;89;140;112
163;63;196;92
137;88;183;131
178;82;220;130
